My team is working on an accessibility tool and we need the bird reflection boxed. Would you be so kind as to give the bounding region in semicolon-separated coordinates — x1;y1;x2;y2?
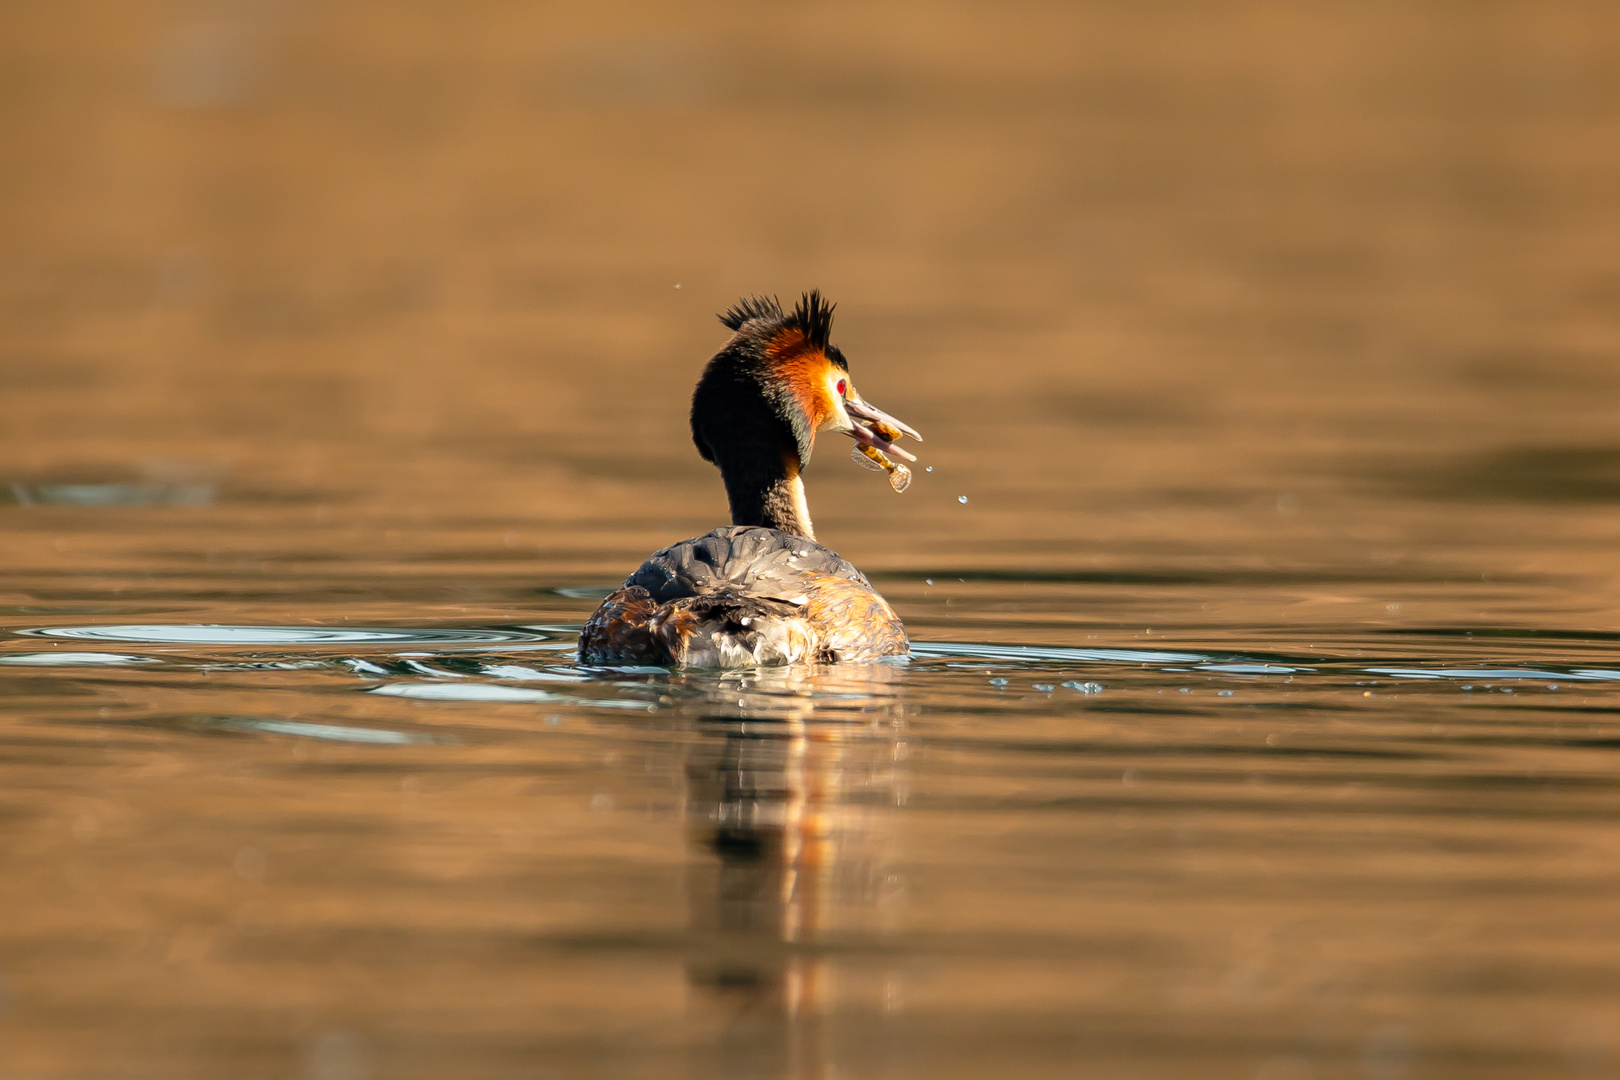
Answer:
679;662;906;1078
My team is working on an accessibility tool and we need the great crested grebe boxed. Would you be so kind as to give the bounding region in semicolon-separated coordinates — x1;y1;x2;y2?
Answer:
579;292;921;667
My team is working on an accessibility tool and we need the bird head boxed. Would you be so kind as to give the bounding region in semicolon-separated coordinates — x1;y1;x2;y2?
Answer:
691;291;921;475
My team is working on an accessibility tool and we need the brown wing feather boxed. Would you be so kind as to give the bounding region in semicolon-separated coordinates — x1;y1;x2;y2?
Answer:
800;574;908;662
579;586;672;665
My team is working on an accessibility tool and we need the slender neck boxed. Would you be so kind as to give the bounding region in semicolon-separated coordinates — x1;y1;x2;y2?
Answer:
720;449;815;540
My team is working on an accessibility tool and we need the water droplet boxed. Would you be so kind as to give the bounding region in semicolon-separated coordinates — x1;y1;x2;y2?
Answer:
1177;687;1190;693
1217;690;1234;697
1061;680;1103;694
924;579;934;585
957;495;968;504
989;677;1009;686
925;466;933;473
1033;683;1055;692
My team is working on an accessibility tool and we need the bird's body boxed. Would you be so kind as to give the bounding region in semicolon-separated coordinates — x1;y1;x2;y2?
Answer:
581;526;907;666
578;293;920;668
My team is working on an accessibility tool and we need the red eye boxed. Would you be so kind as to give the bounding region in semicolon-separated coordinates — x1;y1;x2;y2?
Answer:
836;379;847;396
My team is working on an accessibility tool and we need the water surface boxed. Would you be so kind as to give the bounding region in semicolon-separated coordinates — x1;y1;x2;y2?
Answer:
3;1;1620;1077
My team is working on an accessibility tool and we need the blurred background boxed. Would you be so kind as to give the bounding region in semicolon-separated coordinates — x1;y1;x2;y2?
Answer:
4;0;1618;622
4;2;1620;1077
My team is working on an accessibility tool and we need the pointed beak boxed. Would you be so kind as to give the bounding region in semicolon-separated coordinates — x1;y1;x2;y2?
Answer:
844;392;921;461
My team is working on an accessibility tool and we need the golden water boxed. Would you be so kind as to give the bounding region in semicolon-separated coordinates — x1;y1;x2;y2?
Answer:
3;2;1619;1076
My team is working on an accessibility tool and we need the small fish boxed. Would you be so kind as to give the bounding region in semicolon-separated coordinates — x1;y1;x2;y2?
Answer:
851;443;912;492
850;418;913;491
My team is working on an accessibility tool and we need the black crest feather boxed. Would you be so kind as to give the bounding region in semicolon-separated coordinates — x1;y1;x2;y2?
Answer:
718;295;783;331
717;290;836;352
787;291;836;350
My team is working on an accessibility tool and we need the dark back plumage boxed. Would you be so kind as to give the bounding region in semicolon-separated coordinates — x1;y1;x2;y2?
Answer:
627;526;871;603
579;527;907;667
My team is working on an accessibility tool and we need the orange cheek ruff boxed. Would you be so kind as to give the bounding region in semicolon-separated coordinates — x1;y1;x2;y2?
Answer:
765;328;840;432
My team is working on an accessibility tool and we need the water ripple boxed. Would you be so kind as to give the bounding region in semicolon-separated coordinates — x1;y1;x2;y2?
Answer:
910;641;1209;664
1365;667;1620;683
205;717;432;744
369;681;657;710
0;651;159;666
16;624;551;646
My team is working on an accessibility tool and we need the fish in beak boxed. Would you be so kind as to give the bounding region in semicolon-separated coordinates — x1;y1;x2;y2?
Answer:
845;390;921;461
843;389;922;492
